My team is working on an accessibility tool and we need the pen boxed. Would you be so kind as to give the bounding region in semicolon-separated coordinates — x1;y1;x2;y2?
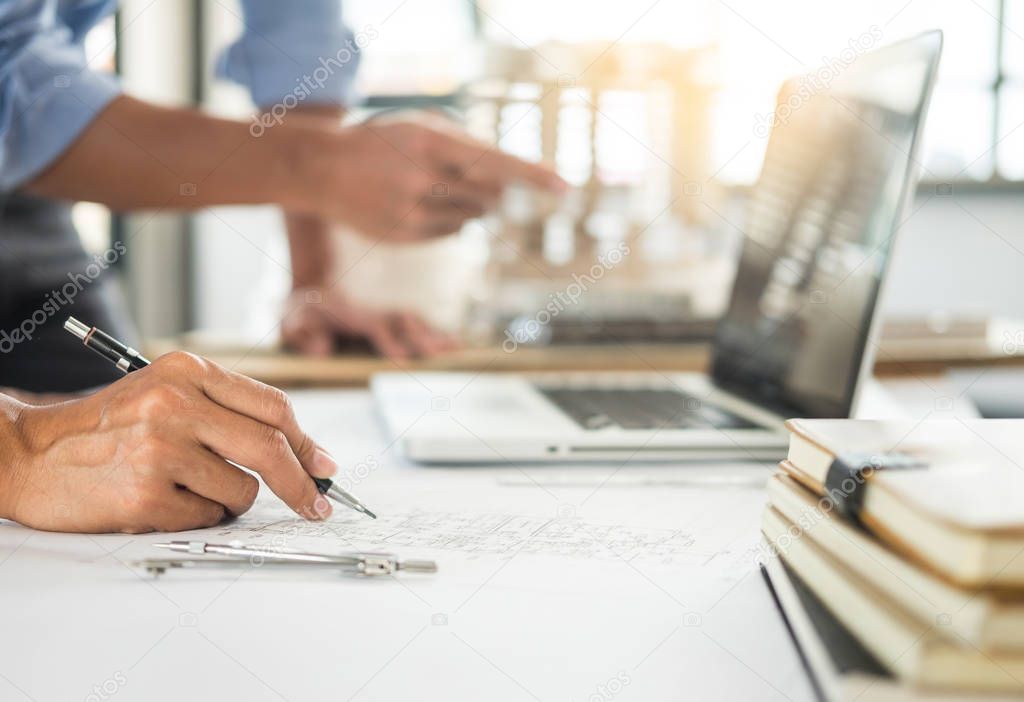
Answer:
311;477;376;519
64;315;150;372
63;316;377;520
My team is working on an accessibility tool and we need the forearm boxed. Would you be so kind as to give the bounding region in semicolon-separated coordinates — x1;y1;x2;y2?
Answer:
285;213;337;287
25;95;326;213
279;105;347;287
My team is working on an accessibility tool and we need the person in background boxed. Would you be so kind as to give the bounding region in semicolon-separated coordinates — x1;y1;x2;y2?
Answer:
0;0;564;533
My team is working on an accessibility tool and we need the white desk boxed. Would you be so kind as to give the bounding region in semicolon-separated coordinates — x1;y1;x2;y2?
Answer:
4;388;905;702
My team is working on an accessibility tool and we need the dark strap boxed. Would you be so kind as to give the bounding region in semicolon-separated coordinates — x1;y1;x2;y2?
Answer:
823;452;927;521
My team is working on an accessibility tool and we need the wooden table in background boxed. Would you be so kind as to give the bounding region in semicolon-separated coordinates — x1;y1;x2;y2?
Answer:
145;336;1024;388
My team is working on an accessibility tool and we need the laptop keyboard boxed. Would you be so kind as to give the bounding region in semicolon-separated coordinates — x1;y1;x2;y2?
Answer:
535;387;758;431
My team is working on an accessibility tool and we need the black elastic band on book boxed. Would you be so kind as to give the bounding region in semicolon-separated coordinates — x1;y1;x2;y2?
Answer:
823;452;927;522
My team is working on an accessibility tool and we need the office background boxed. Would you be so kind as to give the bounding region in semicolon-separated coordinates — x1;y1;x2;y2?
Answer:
76;0;1024;342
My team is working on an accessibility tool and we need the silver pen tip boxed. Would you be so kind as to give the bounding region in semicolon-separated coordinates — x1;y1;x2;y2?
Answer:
152;543;172;550
325;483;377;519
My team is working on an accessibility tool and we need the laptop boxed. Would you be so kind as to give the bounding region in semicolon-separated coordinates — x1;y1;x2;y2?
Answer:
372;32;943;463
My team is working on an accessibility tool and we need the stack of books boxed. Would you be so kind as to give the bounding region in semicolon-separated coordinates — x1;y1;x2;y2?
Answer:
761;418;1024;700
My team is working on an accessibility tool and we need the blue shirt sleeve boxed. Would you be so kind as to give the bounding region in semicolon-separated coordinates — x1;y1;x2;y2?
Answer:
216;0;363;109
0;1;122;191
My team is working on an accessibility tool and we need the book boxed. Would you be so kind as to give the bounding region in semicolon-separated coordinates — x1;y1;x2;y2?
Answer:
761;554;890;702
768;472;1024;651
762;507;1024;692
784;418;1024;589
761;555;1024;701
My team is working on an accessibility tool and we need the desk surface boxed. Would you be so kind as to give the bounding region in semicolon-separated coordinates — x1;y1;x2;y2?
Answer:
0;390;816;702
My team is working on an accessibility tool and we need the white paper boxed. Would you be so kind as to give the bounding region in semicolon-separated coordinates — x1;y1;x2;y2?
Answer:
0;391;814;702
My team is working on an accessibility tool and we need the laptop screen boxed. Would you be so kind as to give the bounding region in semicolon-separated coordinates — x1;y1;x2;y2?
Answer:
710;32;942;419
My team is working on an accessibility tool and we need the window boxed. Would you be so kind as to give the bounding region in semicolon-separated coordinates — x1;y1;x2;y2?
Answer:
475;0;1024;186
707;0;1014;184
344;0;476;98
996;1;1024;179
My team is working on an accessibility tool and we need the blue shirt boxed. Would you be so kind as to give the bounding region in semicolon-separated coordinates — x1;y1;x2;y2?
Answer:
0;0;360;191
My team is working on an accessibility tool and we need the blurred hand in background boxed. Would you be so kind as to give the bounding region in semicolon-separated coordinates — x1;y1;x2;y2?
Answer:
306;111;566;242
282;284;460;360
280;109;562;359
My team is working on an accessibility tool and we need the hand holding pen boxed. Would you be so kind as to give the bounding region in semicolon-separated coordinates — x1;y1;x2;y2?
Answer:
63;317;377;521
0;317;375;533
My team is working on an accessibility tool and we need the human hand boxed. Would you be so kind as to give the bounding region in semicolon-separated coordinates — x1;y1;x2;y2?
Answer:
0;352;337;533
300;112;566;241
282;287;460;360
